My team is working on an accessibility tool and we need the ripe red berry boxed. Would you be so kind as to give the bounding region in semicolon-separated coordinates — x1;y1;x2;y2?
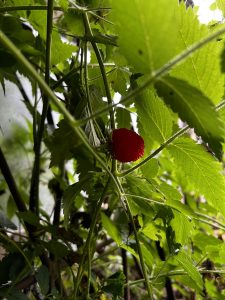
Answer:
111;128;144;162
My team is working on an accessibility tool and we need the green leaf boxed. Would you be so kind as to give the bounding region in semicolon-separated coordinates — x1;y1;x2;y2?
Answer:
142;222;165;241
135;85;173;151
17;211;40;227
63;174;91;228
156;76;224;158
108;67;129;95
112;0;180;73
51;31;77;65
158;182;182;201
168;137;225;218
171;3;225;104
170;211;194;245
47;120;82;167
141;158;159;180
101;212;122;245
36;265;49;295
174;250;203;292
115;107;131;129
125;176;154;217
102;271;125;300
6;290;28;300
43;240;68;258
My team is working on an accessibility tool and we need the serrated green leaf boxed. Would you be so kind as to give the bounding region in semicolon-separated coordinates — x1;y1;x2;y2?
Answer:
135;85;173;151
142;222;164;241
47;120;81;167
125;176;154;217
51;31;77;65
156;76;224;158
171;3;224;104
174;250;203;292
168;137;225;218
112;0;180;73
101;212;122;245
115;107;131;129
108;68;129;95
158;182;182;201
141;158;159;180
170;211;193;245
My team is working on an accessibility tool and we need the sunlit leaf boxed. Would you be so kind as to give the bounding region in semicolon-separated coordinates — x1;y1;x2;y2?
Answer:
168;137;225;218
156;77;224;158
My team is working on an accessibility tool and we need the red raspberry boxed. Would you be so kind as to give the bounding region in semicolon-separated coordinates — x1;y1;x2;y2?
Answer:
111;128;144;163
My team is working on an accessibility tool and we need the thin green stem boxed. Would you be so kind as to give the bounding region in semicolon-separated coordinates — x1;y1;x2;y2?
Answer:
78;24;225;126
29;0;54;216
74;177;111;297
0;5;99;13
195;212;225;230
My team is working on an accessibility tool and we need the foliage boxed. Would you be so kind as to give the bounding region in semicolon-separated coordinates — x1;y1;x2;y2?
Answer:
0;0;225;299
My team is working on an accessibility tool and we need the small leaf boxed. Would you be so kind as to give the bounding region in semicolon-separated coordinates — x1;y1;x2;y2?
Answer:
102;271;125;300
115;107;131;129
174;250;203;292
109;68;129;95
63;174;92;228
36;265;49;295
101;213;122;245
47;120;81;167
42;240;68;258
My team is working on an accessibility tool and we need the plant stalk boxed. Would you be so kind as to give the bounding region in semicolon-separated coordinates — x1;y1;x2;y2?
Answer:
29;0;54;216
